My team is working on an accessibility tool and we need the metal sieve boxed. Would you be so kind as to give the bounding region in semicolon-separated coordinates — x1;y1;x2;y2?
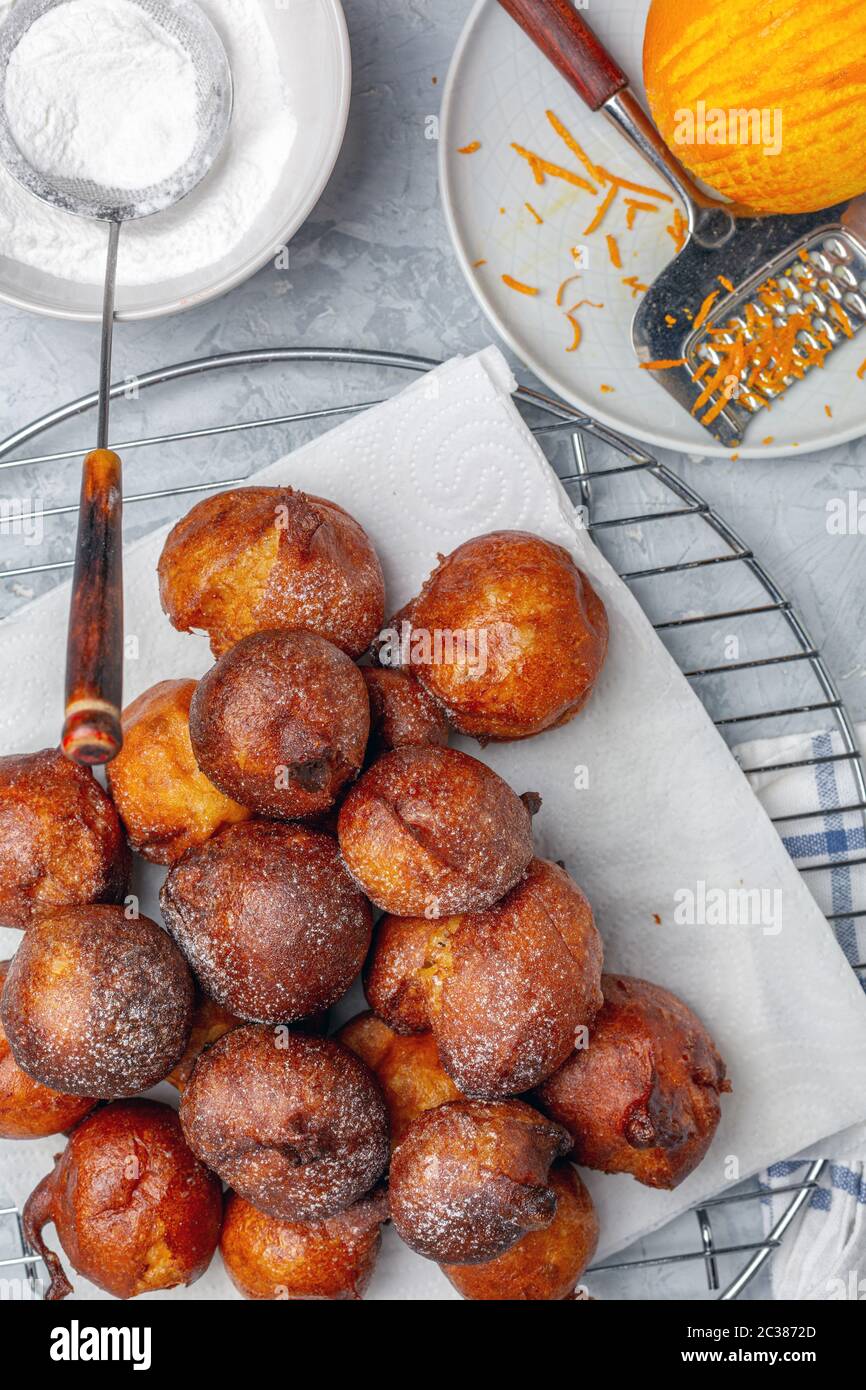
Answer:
0;0;232;764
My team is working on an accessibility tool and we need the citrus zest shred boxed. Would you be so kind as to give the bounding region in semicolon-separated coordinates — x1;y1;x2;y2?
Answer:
858;358;866;379
501;273;539;296
692;290;720;332
825;404;833;417
762;436;775;444
622;275;648;296
830;302;854;338
666;208;687;252
556;273;581;307
458;141;481;154
595;167;673;203
664;313;678;326
600;384;615;392
730;453;740;461
625;198;659;230
718;275;735;292
606;234;622;269
568;298;604;310
564;312;582;353
472;258;487;268
525;202;544;225
639;358;687;369
584;184;616;235
510;142;597;193
545;110;604;183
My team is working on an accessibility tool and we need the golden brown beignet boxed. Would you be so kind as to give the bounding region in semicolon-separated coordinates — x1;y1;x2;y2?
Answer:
337;745;535;918
158;485;385;659
535;974;731;1190
106;678;250;864
23;1100;222;1300
220;1188;388;1301
161;820;372;1023
189;629;369;819
1;904;193;1098
409;531;608;741
180;1025;389;1222
389;1099;570;1264
0;748;129;930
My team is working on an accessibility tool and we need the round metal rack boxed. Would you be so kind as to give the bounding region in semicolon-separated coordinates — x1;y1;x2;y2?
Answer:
0;347;862;1301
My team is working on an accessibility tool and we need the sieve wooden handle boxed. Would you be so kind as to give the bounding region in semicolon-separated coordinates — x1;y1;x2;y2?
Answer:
62;448;123;765
496;0;628;111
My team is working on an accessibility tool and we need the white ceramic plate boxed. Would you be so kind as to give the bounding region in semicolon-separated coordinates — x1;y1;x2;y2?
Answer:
0;0;351;322
439;0;866;458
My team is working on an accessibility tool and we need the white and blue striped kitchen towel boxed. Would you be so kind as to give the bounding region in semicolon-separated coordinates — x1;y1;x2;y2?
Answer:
735;724;866;1300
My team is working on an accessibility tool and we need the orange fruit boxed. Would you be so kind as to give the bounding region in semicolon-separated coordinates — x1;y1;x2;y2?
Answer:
643;0;866;214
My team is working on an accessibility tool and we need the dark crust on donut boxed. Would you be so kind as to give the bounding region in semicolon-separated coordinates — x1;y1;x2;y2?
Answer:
337;745;534;917
535;974;730;1189
179;1025;390;1222
388;1098;571;1264
362;667;449;757
409;531;608;741
220;1187;389;1301
441;1163;599;1300
160;820;373;1023
0;748;130;930
158;486;385;659
189;630;370;819
23;1099;222;1299
0;905;194;1098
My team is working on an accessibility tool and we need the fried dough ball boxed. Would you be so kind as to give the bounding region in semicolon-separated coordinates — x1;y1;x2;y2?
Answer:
1;905;194;1098
389;1099;570;1264
362;666;449;757
161;820;372;1023
363;914;433;1033
106;679;250;864
535;975;731;1190
337;746;535;918
0;748;129;930
408;531;608;741
158;486;385;659
189;630;370;819
441;1163;598;1300
180;1025;389;1222
220;1187;389;1301
338;1013;461;1146
423;858;604;1097
23;1099;222;1301
0;961;96;1139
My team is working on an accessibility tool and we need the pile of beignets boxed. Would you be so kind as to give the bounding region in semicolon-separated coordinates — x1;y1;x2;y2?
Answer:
0;485;730;1302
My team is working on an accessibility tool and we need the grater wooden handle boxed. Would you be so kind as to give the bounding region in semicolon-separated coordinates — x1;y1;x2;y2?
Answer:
496;0;628;111
62;448;123;765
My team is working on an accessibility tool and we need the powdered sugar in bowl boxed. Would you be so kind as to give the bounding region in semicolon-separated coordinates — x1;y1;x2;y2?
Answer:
0;0;351;320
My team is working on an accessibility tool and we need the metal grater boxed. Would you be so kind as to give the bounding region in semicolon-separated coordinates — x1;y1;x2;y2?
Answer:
634;207;866;449
497;0;866;450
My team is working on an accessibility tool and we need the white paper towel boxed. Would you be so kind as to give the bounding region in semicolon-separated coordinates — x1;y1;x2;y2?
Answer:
2;346;866;1301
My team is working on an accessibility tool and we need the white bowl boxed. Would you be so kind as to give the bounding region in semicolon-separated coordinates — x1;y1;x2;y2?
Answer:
0;0;351;322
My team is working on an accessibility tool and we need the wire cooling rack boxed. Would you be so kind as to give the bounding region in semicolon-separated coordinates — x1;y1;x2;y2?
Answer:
0;347;863;1302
